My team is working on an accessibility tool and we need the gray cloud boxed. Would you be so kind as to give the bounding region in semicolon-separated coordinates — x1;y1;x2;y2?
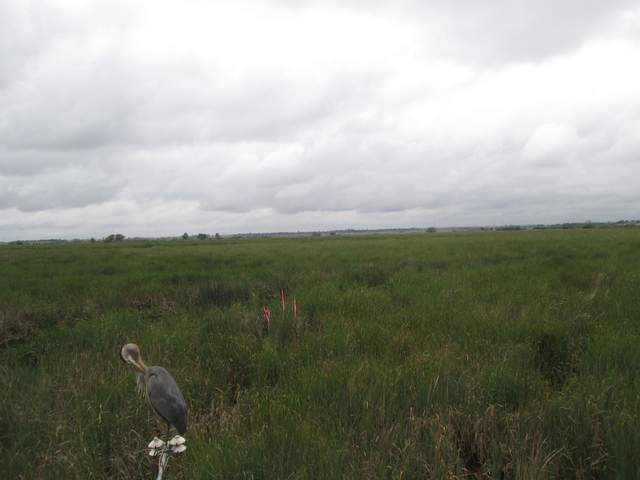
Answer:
419;0;637;62
277;0;638;61
1;0;639;240
0;166;123;211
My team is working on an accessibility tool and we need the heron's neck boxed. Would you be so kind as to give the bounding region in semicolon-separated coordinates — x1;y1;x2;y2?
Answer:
135;370;146;392
137;358;148;371
132;358;148;393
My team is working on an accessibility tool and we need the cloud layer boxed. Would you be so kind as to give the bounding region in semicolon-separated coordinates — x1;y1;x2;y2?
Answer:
1;0;639;239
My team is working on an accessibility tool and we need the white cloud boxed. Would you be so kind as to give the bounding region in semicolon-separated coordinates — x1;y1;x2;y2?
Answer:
523;124;579;160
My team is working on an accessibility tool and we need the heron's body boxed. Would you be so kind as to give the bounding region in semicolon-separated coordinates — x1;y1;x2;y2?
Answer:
142;366;188;434
121;344;188;435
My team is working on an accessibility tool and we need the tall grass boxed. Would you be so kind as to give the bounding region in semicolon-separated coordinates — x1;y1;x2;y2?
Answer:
1;228;640;478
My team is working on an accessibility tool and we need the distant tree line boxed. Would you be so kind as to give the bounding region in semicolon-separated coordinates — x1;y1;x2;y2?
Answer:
181;233;222;240
104;234;125;242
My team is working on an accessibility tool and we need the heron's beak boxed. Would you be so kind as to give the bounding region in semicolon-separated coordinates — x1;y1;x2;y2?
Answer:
132;361;146;374
125;355;146;373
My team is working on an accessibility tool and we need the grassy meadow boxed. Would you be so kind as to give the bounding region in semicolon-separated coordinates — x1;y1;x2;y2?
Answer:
1;228;640;479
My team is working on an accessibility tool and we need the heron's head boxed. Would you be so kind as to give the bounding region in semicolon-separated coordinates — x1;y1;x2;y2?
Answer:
120;343;146;373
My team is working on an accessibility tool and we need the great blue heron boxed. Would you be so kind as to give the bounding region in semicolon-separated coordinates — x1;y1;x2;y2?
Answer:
120;343;188;435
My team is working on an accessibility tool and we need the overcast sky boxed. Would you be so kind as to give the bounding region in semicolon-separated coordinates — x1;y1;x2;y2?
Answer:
1;0;639;240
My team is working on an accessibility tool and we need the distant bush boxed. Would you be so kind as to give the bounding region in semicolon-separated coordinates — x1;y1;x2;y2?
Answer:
195;281;251;307
104;234;125;242
496;225;522;231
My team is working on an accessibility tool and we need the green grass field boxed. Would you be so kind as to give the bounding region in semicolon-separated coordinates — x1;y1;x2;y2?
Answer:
2;228;640;479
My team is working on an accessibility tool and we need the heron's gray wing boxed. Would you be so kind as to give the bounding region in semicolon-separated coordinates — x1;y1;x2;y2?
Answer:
146;366;188;434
